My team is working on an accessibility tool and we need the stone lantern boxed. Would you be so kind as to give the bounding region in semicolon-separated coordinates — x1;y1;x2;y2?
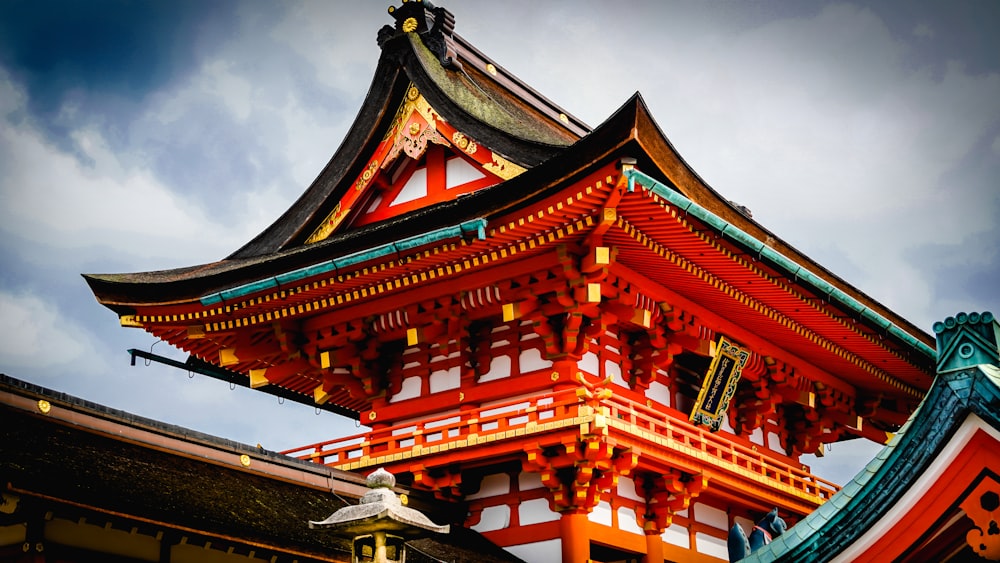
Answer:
310;468;449;563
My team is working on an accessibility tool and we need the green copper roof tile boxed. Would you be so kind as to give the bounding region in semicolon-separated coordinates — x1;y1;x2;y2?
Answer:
827;492;851;511
623;168;935;361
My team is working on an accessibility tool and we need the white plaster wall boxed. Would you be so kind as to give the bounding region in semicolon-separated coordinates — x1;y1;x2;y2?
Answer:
578;352;600;376
518;471;544;491
446;155;484;188
466;473;511;500
663;523;689;548
605;359;627;387
518;498;559;526
588;501;612;526
693;503;728;530
617;506;644;535
479;355;511;382
391;167;426;205
429;365;460;393
750;427;765;446
505;539;561;563
696;532;729;560
519;347;551;372
471;504;510;533
482;401;529;418
719;413;735;433
617;477;643;502
425;415;461;429
645;381;671;407
768;430;784;452
390;376;421;402
391;425;417;448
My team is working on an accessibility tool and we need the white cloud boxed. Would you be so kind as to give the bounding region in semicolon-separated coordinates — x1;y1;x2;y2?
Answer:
0;82;244;269
0;289;93;372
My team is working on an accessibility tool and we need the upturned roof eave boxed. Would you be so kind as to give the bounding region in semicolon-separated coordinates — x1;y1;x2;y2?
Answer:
229;28;584;261
86;93;933;355
616;94;934;350
227;55;408;260
81;92;647;309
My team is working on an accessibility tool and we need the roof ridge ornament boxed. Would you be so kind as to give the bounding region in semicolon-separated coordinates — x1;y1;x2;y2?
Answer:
380;1;460;70
933;311;999;373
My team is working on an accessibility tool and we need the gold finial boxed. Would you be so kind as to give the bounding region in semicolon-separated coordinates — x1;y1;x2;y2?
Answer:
559;113;569;123
402;17;418;33
240;454;252;467
37;400;51;414
485;63;497;76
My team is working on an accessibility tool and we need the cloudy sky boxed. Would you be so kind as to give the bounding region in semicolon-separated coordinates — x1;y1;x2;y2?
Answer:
0;1;997;487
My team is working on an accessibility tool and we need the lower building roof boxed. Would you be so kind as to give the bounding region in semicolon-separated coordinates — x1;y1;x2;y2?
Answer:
0;374;522;563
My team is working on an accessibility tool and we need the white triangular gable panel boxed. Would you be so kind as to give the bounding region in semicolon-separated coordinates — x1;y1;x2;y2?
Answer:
390;167;428;206
446;156;487;189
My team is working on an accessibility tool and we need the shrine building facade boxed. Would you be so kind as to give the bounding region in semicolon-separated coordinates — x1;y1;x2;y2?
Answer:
83;2;944;562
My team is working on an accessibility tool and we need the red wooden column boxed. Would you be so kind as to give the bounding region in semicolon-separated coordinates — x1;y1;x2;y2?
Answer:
559;511;590;563
643;532;664;563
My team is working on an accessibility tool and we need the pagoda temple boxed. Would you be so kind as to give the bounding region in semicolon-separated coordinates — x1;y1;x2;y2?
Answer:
84;2;942;562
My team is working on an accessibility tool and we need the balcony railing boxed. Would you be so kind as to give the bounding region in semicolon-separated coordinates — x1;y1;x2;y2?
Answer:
281;387;840;504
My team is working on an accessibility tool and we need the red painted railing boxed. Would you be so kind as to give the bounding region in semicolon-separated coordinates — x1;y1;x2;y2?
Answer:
281;387;840;503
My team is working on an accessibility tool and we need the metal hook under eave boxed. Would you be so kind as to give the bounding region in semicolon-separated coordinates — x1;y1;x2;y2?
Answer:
145;339;162;366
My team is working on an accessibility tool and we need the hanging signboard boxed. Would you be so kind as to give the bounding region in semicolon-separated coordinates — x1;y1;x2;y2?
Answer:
689;336;749;432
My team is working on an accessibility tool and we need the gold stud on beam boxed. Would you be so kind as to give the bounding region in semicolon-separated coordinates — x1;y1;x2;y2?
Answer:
249;369;269;389
219;348;239;366
314;385;331;405
320;351;331;370
595;246;611;265
587;283;602;303
119;315;144;328
631;309;652;328
502;303;516;322
407;327;419;346
186;325;205;339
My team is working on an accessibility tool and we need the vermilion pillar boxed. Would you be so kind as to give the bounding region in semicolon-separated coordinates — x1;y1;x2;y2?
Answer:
643;532;664;563
560;511;589;563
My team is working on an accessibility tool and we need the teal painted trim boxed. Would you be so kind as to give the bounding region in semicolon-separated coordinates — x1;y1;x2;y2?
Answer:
623;169;934;359
199;218;488;306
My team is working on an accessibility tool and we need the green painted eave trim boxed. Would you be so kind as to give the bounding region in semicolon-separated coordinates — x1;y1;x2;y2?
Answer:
200;218;487;307
741;363;1000;562
623;169;934;360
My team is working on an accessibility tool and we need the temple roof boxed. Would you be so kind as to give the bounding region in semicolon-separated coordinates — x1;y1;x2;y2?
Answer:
742;312;1000;562
83;2;935;430
230;0;587;259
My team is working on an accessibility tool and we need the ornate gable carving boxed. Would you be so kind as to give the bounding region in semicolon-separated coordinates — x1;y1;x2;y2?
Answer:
306;85;525;244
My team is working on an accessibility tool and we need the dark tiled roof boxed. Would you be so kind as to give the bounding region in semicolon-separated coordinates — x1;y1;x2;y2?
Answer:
0;374;522;563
